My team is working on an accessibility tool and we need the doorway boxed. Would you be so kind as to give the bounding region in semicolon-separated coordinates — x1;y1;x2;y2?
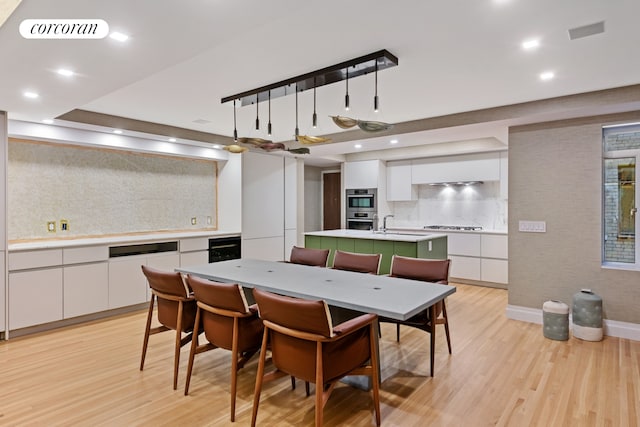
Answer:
322;171;341;230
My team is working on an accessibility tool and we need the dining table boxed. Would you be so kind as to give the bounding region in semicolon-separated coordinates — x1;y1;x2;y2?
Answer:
177;258;456;378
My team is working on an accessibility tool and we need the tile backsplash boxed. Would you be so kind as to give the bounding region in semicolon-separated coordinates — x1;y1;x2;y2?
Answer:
388;181;507;230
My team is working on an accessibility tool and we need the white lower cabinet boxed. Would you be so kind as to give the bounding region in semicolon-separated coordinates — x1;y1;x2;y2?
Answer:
449;255;481;281
64;262;109;318
481;258;508;284
9;268;63;329
108;255;148;309
180;251;209;268
447;232;508;285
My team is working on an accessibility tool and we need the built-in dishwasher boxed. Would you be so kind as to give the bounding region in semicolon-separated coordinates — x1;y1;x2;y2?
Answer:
208;236;241;263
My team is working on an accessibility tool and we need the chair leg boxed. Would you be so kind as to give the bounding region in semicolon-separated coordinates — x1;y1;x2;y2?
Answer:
291;376;296;390
441;300;452;354
430;305;436;377
369;323;381;426
184;307;202;396
251;329;270;427
173;301;184;390
315;342;324;427
230;318;239;422
396;323;401;342
140;296;155;371
305;381;310;397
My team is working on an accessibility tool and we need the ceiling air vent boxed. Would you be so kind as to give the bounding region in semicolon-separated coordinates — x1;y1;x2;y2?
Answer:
568;21;605;40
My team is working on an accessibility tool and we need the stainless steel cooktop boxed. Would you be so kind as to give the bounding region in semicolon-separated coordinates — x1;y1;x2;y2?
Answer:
423;225;483;231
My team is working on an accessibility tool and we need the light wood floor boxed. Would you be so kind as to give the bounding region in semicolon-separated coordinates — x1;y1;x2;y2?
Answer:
1;284;638;426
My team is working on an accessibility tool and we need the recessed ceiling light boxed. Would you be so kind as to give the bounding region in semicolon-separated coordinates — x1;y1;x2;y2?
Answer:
42;119;53;124
521;39;540;50
113;129;123;134
168;138;177;142
213;144;222;149
354;144;362;149
109;32;129;42
539;71;555;81
390;139;398;144
57;68;74;77
23;91;39;99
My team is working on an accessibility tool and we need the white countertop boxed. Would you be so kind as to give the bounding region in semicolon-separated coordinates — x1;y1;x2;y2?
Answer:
388;226;508;235
304;229;447;242
8;230;241;251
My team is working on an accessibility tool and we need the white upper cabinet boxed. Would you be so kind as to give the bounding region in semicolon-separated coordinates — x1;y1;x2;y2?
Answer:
411;152;501;184
344;160;383;189
387;160;417;201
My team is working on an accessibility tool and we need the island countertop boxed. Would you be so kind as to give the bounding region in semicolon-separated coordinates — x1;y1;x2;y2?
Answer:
304;229;447;243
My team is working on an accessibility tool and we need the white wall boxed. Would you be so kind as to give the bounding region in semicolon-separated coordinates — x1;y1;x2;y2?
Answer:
304;166;322;232
389;181;507;231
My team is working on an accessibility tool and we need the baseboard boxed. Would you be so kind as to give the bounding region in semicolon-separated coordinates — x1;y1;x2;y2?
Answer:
506;304;640;342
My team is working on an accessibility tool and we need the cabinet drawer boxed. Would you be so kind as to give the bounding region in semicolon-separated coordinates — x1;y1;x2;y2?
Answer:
9;268;63;329
481;235;508;259
449;255;481;281
9;249;63;271
63;246;108;265
447;233;481;257
481;258;508;284
64;263;109;318
180;237;209;253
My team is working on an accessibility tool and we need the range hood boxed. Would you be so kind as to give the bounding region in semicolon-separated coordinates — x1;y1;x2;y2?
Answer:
427;181;484;186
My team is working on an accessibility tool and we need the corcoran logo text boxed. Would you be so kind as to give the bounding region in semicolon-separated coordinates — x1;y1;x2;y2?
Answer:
19;19;109;39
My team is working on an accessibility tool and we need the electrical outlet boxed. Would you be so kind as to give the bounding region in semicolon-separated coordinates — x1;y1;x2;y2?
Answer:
60;219;68;231
47;221;56;232
191;217;197;225
207;216;212;225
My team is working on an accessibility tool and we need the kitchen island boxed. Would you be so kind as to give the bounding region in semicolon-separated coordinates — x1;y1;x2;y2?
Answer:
304;229;447;275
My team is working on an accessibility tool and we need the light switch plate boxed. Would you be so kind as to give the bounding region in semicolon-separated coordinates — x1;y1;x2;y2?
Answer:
519;220;546;233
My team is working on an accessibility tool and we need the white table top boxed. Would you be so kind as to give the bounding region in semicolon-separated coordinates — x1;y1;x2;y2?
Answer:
177;258;456;321
304;229;447;242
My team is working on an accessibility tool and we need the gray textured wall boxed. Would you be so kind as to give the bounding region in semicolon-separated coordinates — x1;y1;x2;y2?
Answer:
509;112;640;323
8;139;217;240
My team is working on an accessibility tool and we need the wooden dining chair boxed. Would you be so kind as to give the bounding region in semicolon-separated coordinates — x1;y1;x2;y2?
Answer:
251;288;381;427
332;250;381;274
184;275;263;422
289;246;330;267
380;255;452;376
140;265;198;390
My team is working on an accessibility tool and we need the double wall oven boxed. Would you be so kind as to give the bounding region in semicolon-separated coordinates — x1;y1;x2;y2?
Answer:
346;188;377;230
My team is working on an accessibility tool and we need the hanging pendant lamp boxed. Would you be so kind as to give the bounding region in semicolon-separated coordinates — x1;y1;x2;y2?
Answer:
267;90;272;136
294;82;299;141
345;67;350;111
312;77;318;128
233;99;238;142
255;94;260;130
374;61;379;113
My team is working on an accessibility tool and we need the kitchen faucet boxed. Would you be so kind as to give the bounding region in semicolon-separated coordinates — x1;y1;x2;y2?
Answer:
382;214;394;232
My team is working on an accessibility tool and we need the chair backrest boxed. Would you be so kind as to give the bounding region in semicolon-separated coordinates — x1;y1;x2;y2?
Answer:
389;256;450;284
141;265;195;332
289;246;330;267
141;265;190;298
253;288;333;338
186;275;262;352
332;250;381;274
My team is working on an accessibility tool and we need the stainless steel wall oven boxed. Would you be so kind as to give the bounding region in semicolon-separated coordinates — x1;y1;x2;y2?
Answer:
346;188;377;230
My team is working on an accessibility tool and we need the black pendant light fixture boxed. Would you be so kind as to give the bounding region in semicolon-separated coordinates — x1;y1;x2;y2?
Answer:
345;67;350;111
374;60;379;113
312;77;318;128
233;99;238;141
267;90;272;136
294;82;299;141
221;50;398;142
255;94;260;130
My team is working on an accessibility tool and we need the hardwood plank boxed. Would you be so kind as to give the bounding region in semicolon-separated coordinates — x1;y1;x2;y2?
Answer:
0;284;638;426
